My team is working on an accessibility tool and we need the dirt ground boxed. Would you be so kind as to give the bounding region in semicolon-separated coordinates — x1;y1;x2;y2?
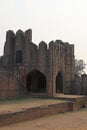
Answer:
0;109;87;130
0;97;87;130
0;98;66;114
0;94;84;114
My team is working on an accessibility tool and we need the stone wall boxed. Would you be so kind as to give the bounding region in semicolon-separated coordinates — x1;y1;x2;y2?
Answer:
0;69;24;99
81;74;87;95
0;95;87;126
71;74;87;95
0;29;75;99
71;74;82;94
0;28;87;98
0;101;73;126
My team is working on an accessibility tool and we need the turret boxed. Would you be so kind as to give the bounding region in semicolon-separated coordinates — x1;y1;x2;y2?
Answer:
15;30;25;64
39;41;47;72
4;30;15;65
25;29;32;43
24;29;32;68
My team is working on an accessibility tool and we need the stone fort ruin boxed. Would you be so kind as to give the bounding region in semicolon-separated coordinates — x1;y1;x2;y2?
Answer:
0;29;86;99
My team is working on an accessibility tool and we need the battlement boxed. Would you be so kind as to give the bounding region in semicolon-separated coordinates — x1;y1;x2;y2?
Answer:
4;29;74;52
2;29;74;75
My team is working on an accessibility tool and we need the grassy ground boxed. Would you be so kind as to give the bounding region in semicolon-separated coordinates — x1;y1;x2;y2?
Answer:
0;96;33;104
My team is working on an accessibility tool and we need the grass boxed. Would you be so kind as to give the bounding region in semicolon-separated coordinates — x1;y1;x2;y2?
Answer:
0;96;62;106
0;96;35;105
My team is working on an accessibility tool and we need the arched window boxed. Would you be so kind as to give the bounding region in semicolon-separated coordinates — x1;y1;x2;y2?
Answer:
56;71;63;93
26;70;46;93
16;50;23;63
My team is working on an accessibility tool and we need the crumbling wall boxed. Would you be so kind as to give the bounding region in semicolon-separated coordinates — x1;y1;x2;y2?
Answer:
81;74;87;95
0;29;75;99
72;74;82;94
0;69;23;99
4;30;15;65
71;74;87;95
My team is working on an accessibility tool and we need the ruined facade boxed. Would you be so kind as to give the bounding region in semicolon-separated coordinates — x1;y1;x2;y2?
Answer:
72;74;87;95
0;29;75;99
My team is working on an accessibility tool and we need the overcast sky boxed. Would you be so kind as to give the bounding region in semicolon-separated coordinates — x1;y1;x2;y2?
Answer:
0;0;87;71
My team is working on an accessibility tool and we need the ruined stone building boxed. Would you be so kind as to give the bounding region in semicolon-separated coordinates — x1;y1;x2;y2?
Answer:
0;28;86;99
0;29;75;99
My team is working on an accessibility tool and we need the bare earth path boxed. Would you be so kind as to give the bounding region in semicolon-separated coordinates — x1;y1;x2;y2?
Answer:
0;109;87;130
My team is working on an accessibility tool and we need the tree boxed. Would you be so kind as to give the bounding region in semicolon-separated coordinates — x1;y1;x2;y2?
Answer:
75;59;86;76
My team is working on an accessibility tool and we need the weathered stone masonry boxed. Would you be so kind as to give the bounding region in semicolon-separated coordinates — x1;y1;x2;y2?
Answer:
0;29;75;99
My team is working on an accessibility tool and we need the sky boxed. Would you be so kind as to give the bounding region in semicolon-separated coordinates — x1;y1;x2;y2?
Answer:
0;0;87;71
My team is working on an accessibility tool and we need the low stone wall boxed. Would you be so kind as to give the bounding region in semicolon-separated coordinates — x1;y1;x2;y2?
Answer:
0;101;73;127
73;96;87;110
56;95;87;111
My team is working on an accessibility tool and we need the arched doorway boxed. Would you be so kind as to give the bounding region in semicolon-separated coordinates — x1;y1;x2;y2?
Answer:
56;72;63;93
26;70;46;93
16;50;23;63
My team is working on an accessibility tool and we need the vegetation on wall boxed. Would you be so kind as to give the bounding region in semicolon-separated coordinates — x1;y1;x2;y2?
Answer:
75;59;86;76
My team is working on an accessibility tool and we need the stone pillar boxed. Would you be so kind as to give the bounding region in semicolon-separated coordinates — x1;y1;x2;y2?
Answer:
47;41;54;97
64;43;75;93
54;40;65;94
15;30;25;64
4;30;15;65
39;41;47;72
25;29;32;43
24;29;32;69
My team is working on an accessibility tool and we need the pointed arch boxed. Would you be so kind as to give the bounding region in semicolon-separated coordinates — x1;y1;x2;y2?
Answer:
56;71;63;93
26;70;46;93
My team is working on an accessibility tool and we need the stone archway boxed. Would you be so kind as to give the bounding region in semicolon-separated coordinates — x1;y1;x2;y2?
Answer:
56;71;63;93
26;70;46;93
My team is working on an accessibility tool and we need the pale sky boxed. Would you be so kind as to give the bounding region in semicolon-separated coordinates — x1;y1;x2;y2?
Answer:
0;0;87;71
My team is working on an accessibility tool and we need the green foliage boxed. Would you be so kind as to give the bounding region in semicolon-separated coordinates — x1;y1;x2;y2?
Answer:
75;59;86;76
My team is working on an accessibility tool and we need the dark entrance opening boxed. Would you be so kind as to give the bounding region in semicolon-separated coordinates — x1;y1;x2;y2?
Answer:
16;50;23;63
56;72;63;93
26;70;46;93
